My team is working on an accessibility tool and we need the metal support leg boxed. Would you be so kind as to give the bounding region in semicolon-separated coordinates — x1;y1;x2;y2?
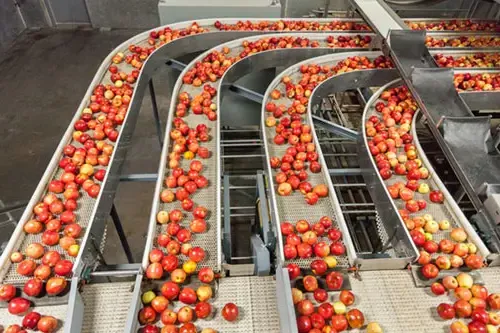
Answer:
149;80;163;147
110;203;134;263
323;0;331;17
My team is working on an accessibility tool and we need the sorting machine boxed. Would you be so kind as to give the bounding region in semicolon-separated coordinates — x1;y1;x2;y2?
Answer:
2;1;500;332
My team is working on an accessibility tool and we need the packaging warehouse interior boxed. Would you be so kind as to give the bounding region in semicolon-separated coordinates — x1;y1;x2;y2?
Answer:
2;0;500;332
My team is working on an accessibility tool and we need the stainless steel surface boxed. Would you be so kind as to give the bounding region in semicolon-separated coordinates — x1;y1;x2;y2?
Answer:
389;29;500;254
262;52;387;269
275;265;298;333
351;0;407;39
412;111;491;257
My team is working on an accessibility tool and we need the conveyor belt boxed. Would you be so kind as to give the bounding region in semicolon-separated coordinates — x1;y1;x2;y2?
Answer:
261;52;393;269
425;33;500;49
126;275;280;332
79;282;135;332
0;304;67;331
348;267;500;332
406;19;500;32
362;80;490;259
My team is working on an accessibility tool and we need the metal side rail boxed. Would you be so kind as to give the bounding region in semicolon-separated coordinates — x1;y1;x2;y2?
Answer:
350;0;407;39
389;29;500;259
362;79;491;266
261;52;392;270
306;63;418;269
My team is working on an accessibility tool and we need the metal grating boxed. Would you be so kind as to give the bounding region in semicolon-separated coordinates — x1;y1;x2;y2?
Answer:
140;276;279;332
81;282;135;333
263;71;350;269
0;304;67;331
348;267;500;332
153;85;219;271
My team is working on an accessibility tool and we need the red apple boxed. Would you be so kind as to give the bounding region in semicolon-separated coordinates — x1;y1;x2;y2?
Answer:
0;284;16;301
421;263;439;279
437;303;456;319
8;297;30;315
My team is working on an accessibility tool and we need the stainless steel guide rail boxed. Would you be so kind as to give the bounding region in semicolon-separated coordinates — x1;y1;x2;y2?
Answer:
261;52;389;269
306;63;419;269
363;79;490;260
388;29;500;258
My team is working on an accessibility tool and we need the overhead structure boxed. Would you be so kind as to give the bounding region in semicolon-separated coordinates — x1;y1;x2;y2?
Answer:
1;1;500;332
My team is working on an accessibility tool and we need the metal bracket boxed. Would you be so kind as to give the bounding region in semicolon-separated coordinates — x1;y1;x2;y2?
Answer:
312;115;360;141
222;175;232;264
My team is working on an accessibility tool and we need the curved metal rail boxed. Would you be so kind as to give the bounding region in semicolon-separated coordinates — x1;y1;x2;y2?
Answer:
361;79;490;262
306;65;418;269
260;52;392;269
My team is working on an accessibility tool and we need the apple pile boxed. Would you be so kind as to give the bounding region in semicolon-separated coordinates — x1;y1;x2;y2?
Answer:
288;264;375;333
434;53;500;68
429;272;500;333
0;284;60;332
454;73;500;91
425;35;500;48
407;20;500;32
365;86;485;273
175;87;218;122
281;217;345;260
136;268;238;332
414;220;484;274
213;20;371;32
366;86;446;209
266;57;392;204
325;35;372;48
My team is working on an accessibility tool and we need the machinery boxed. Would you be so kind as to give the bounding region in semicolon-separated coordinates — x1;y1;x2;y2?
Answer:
1;1;500;332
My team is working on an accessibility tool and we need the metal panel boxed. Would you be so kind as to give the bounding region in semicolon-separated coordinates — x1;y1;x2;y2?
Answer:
350;0;407;38
0;0;26;53
86;0;160;29
46;0;90;25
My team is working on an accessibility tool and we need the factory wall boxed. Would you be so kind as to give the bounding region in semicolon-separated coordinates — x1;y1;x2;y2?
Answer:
1;0;499;54
85;0;160;29
0;0;25;54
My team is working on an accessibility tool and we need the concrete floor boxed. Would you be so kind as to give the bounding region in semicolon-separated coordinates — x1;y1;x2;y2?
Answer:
0;28;178;264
